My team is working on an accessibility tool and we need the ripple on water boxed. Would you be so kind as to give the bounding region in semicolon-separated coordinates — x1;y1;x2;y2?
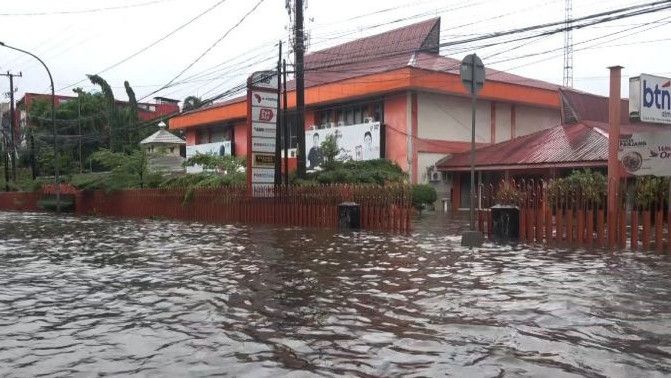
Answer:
0;212;670;376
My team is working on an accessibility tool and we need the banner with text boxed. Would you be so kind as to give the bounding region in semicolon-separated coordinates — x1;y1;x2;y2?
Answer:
247;70;279;195
304;122;382;171
619;131;671;176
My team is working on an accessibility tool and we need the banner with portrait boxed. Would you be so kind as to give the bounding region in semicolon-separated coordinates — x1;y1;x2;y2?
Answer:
304;122;382;171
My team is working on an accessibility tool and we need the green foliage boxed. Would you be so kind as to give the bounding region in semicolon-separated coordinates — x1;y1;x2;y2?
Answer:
159;172;245;189
183;153;245;174
411;184;437;211
633;176;669;209
320;134;339;169
71;149;150;191
124;80;140;148
547;169;607;204
495;184;522;205
303;159;407;185
183;96;203;112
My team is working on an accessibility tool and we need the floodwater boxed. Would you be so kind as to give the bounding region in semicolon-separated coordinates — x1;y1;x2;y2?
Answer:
0;212;670;377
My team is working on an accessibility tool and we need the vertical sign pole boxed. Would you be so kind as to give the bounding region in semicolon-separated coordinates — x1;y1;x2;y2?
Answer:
607;66;622;249
469;56;477;232
283;59;289;187
274;41;282;186
294;0;306;178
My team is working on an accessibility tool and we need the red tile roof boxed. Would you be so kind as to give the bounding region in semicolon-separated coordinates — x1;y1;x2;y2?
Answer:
437;89;667;171
436;122;608;170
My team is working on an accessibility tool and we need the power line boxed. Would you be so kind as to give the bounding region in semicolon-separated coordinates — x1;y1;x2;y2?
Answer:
56;0;231;93
138;0;267;101
0;0;180;16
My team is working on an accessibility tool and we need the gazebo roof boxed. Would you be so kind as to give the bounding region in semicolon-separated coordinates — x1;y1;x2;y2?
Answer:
140;129;185;145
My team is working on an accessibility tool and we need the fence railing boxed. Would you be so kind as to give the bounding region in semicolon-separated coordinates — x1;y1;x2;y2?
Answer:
73;185;411;232
477;179;671;251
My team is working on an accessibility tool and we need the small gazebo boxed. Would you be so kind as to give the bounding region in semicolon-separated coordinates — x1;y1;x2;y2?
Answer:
140;122;186;172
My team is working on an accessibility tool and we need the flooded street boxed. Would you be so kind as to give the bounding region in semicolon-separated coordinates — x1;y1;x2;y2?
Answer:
1;212;670;377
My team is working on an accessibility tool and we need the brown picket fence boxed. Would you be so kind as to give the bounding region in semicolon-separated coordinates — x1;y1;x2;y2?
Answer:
0;192;42;212
477;179;671;252
73;185;412;232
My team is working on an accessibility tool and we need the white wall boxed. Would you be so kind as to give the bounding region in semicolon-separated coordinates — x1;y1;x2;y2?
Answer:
515;104;560;137
495;103;512;143
417;92;491;143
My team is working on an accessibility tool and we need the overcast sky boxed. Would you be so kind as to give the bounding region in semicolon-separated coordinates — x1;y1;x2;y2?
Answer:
0;0;669;104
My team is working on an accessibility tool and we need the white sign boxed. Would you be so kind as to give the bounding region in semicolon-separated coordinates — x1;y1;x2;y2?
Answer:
185;141;232;173
619;131;671;176
304;122;382;171
251;122;277;138
249;71;278;90
250;91;278;107
630;74;671;125
251;138;276;153
251;106;277;124
251;168;275;184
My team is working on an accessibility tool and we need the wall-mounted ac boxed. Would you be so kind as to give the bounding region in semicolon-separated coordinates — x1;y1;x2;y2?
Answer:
428;166;441;182
364;117;375;123
309;125;317;130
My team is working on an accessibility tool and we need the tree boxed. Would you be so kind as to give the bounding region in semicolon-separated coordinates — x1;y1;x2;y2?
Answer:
88;74;120;152
124;80;140;149
182;96;202;112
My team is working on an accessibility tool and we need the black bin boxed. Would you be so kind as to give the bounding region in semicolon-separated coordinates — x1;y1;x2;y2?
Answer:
338;202;361;230
491;205;520;240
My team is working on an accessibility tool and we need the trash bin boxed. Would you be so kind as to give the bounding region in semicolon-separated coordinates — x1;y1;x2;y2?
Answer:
491;205;520;240
338;202;361;230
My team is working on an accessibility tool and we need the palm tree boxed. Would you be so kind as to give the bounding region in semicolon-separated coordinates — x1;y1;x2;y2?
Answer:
182;96;202;112
87;74;118;151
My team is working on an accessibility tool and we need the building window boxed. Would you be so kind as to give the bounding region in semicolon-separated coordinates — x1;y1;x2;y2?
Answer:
315;100;383;128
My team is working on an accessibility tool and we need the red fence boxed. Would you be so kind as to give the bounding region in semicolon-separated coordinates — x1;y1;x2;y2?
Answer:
73;185;411;232
0;192;42;212
477;179;671;252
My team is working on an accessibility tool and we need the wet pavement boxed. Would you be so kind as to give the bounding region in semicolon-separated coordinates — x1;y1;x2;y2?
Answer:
0;211;670;377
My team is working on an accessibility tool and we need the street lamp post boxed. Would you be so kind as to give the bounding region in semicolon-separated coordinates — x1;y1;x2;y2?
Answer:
0;41;60;213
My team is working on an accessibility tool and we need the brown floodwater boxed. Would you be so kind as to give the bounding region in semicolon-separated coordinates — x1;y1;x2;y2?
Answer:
0;211;670;377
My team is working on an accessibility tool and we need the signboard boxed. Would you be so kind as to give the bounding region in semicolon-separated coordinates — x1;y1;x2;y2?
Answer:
186;141;232;173
629;74;671;125
247;70;279;195
619;132;671;176
304;122;382;171
460;54;485;96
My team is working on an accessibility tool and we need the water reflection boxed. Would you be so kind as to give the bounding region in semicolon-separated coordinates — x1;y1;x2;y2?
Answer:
0;212;670;376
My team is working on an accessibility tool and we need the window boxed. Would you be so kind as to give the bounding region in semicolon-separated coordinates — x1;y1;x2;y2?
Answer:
315;100;383;128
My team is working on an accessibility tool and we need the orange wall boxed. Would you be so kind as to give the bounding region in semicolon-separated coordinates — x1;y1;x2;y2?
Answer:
384;93;409;171
233;121;247;157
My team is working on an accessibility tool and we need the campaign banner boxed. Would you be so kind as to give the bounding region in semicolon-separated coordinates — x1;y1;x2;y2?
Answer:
304;122;382;171
186;141;232;174
619;131;671;176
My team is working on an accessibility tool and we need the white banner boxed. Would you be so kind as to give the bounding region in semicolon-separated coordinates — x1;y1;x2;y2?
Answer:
619;132;671;176
304;122;382;171
251;91;278;108
251;122;276;138
251;138;276;153
251;168;275;184
185;141;232;174
251;106;277;124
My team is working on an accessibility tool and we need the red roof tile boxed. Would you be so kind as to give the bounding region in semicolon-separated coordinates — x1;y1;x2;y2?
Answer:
436;123;608;170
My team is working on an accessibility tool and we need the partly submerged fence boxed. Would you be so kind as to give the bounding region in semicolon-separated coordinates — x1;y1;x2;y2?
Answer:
0;192;42;212
73;185;411;232
477;179;671;252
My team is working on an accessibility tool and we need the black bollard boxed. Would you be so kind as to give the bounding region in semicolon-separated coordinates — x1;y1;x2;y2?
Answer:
491;205;520;241
338;202;361;230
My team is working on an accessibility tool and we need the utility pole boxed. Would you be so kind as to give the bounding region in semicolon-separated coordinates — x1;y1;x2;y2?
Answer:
1;71;21;182
76;91;82;173
294;0;306;178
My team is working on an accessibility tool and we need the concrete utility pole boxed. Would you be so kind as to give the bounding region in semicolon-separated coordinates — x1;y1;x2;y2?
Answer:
1;71;22;182
294;0;306;178
607;66;622;249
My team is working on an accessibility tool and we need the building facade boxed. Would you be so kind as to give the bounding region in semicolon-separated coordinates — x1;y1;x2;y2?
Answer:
169;18;562;201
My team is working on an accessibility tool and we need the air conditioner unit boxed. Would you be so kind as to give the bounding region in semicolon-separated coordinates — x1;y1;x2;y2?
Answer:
428;166;441;182
309;125;317;130
364;117;374;123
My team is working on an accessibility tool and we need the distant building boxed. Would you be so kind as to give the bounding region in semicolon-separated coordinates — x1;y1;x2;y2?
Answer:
169;17;562;196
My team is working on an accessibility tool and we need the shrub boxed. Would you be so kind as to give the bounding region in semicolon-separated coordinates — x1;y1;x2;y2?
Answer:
411;184;437;212
304;159;407;185
547;169;607;204
494;184;522;205
633;176;668;209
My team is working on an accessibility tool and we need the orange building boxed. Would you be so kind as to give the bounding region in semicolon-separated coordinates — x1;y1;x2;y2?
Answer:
170;18;562;198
